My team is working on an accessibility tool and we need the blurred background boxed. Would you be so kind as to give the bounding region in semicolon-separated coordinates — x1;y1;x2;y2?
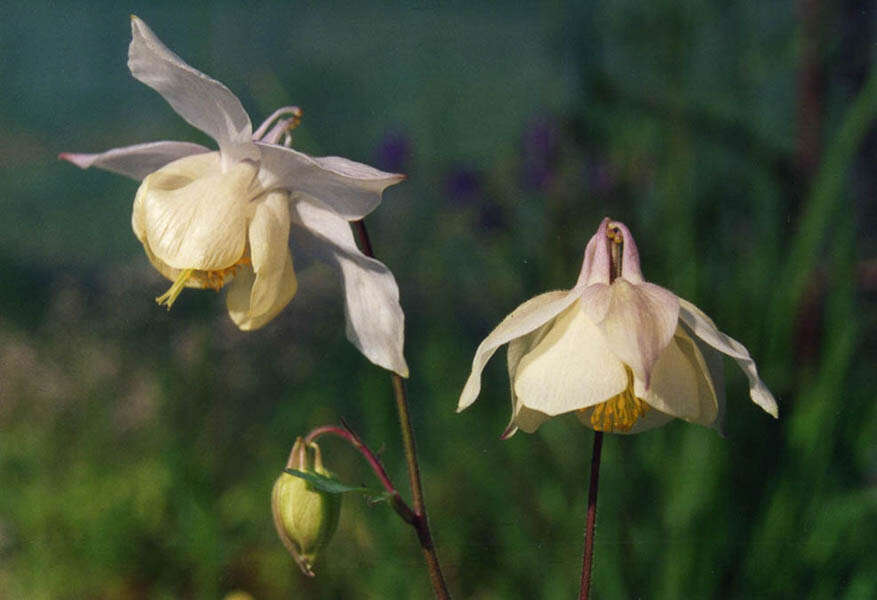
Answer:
1;1;875;598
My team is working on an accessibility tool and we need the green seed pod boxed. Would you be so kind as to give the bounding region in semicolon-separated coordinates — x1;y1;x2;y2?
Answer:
271;437;342;576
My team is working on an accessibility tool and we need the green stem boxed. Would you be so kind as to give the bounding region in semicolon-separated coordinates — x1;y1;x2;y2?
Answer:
353;219;451;600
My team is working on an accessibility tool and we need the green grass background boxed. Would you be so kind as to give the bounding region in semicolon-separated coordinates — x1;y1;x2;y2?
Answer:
0;1;875;598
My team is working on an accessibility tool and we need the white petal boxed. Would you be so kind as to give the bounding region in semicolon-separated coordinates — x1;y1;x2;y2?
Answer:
137;153;256;270
458;289;581;412
127;16;259;164
257;143;405;220
513;302;629;416
226;254;298;331
634;328;718;426
678;298;778;418
583;279;679;386
60;142;210;181
289;195;408;377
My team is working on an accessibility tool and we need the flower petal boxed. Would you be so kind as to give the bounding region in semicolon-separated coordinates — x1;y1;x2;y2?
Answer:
575;218;612;287
127;16;259;164
226;254;298;331
634;328;718;426
59;142;210;181
289;195;408;377
257;143;405;220
503;313;557;438
678;298;778;418
226;189;298;327
137;153;256;270
458;289;581;412
582;279;679;387
608;220;644;284
513;301;629;417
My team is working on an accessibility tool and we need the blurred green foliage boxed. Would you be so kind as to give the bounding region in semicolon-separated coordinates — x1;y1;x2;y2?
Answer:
1;1;875;599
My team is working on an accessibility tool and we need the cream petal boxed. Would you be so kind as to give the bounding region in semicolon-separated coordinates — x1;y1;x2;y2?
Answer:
678;298;778;418
289;195;408;377
257;143;405;220
584;279;679;387
226;254;298;331
513;302;629;417
634;328;718;426
137;154;256;271
503;314;557;438
60;142;210;181
458;289;581;412
127;16;259;164
247;191;292;317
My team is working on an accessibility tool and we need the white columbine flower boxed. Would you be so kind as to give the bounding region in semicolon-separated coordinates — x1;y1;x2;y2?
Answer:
61;16;408;377
458;218;777;436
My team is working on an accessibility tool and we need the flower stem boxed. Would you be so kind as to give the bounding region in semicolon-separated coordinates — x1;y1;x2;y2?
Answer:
352;219;451;600
579;430;604;600
304;424;416;525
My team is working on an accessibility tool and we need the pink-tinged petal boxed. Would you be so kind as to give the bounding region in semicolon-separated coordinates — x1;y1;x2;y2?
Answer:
458;289;582;412
257;143;405;220
608;220;644;284
59;141;210;181
575;218;612;287
127;16;259;164
513;302;629;417
508;406;552;436
633;328;718;426
678;298;778;418
289;195;408;377
586;279;679;386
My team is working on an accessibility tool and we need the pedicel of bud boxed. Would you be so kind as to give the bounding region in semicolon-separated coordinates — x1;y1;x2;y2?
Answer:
271;437;342;577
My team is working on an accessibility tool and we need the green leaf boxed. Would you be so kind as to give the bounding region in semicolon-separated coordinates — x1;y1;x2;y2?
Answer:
283;469;384;497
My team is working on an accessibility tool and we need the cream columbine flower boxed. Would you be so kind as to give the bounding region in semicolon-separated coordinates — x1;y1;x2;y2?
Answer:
458;218;777;436
61;16;408;376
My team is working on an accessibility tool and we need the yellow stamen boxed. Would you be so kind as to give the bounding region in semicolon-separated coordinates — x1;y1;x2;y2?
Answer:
585;366;649;432
154;256;252;310
155;268;194;310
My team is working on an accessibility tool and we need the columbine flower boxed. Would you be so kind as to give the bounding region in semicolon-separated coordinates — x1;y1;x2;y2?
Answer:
61;16;408;376
458;218;777;436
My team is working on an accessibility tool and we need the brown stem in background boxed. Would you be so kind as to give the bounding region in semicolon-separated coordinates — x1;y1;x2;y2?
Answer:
579;431;604;600
352;219;451;600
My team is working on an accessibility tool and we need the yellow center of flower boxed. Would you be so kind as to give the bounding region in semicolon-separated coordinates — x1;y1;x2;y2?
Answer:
155;256;252;310
585;366;649;432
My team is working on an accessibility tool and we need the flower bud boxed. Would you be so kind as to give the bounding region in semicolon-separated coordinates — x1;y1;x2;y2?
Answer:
271;437;342;576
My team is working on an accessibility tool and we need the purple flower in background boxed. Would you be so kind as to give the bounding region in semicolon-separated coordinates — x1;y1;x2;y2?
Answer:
521;114;558;191
373;130;412;174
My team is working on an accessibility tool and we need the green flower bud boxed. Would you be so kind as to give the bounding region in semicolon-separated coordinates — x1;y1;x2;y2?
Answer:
271;437;342;576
